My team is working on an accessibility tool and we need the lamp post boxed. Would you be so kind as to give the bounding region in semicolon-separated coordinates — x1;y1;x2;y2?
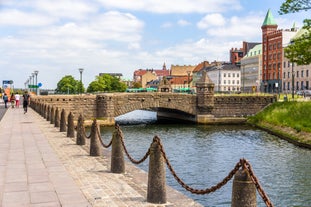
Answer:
187;71;191;89
32;73;35;93
78;68;84;94
34;70;39;95
29;76;32;92
292;62;295;99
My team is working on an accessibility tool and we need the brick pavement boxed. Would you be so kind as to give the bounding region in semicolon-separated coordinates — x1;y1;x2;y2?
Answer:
0;104;203;207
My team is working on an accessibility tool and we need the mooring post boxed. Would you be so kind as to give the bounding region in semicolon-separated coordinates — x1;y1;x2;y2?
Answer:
54;108;60;128
50;106;55;125
231;168;257;207
76;114;86;145
90;119;101;156
46;106;50;121
111;130;125;173
60;109;67;132
67;112;75;138
147;136;166;204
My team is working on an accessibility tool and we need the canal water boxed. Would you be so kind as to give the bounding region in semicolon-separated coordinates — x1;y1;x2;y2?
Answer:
100;110;311;207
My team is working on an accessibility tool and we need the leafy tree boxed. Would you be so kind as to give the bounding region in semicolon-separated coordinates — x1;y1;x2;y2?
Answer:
87;74;127;93
132;82;142;88
56;75;84;94
279;0;311;65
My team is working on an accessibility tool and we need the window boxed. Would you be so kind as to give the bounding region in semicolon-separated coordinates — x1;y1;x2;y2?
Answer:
224;73;226;77
224;80;226;84
288;72;290;78
237;73;239;77
283;72;286;79
228;73;231;77
307;70;309;77
284;62;286;68
237;80;240;84
228;80;231;84
233;73;235;78
233;80;235;84
288;61;290;67
301;81;304;90
297;71;299;78
287;82;290;90
306;81;309;89
301;70;304;78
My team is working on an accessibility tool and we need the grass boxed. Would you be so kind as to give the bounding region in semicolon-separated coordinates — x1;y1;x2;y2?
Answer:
248;101;311;133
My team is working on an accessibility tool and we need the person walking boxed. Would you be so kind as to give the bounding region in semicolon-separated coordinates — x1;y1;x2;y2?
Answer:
10;93;16;108
22;91;30;114
3;93;8;108
15;92;20;108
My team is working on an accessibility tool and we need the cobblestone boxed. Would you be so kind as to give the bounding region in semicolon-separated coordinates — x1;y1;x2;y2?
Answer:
0;105;203;207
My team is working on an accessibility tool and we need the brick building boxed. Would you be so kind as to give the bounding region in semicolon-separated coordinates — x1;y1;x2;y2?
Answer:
261;9;297;93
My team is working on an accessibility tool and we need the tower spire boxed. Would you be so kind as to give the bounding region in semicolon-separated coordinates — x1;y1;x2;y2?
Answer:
262;9;277;26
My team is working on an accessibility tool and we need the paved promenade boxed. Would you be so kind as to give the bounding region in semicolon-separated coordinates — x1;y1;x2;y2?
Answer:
0;103;203;207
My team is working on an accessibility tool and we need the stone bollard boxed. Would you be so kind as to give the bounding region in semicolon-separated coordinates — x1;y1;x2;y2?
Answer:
111;130;125;173
46;106;50;121
90;119;101;156
67;112;75;138
147;136;166;204
76;114;86;145
43;105;47;119
50;107;55;125
60;109;67;132
54;108;60;128
231;168;257;207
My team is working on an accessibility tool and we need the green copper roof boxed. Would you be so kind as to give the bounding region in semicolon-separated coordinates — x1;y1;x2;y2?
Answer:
262;9;277;26
244;44;262;58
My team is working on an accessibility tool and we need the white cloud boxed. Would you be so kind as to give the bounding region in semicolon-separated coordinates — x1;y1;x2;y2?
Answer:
0;9;56;26
197;13;226;29
178;19;191;26
161;22;173;28
97;0;242;13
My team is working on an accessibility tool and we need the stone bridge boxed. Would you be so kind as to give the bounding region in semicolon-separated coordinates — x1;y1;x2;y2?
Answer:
30;92;276;125
30;72;276;125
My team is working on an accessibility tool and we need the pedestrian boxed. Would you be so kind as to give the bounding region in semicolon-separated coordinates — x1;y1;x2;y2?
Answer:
15;92;20;108
10;93;16;108
3;93;8;108
23;91;30;114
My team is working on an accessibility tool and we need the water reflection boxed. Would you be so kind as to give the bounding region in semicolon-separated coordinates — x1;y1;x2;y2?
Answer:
103;110;311;207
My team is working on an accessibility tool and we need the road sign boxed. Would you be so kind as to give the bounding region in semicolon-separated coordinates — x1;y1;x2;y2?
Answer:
28;85;39;88
38;83;42;87
2;80;13;84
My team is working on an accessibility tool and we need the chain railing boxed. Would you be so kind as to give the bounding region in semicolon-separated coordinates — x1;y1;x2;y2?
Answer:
32;105;274;207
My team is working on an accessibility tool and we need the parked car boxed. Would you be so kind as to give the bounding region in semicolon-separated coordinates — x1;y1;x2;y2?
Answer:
304;90;311;97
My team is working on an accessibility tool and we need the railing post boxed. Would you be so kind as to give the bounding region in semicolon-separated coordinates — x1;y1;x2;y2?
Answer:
67;112;75;138
54;108;60;128
111;130;125;173
90;119;101;156
232;168;257;207
76;114;86;145
43;104;47;119
50;106;55;125
46;106;50;121
60;109;67;132
147;137;166;204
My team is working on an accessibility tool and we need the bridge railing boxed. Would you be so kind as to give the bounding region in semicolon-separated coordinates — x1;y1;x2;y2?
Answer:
32;102;274;207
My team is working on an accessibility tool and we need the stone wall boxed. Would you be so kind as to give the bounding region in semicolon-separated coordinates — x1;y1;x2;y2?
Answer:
30;94;97;120
212;95;276;117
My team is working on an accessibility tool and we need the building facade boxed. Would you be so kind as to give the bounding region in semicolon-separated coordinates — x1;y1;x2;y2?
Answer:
240;44;262;93
261;9;298;93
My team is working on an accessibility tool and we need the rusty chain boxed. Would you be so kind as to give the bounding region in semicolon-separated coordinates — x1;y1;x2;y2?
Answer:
242;160;274;207
97;125;112;148
153;136;241;194
116;124;150;164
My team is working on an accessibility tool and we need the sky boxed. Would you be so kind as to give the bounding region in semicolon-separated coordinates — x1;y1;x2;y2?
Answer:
0;0;308;89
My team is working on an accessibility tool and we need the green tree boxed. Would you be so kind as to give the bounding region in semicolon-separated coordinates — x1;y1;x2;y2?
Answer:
56;75;84;94
132;82;142;88
279;0;311;65
87;74;127;93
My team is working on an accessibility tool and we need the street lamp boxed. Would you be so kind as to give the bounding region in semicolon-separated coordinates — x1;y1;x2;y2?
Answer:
34;70;39;95
29;76;32;92
292;62;295;99
187;71;191;89
32;73;35;93
78;68;84;94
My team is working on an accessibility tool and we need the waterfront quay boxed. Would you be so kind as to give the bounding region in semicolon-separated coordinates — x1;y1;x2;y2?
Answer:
0;105;203;206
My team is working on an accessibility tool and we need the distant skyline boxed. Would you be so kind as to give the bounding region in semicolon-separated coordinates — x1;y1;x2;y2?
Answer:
0;0;308;89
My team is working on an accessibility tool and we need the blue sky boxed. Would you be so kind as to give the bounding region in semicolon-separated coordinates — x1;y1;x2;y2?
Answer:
0;0;308;89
